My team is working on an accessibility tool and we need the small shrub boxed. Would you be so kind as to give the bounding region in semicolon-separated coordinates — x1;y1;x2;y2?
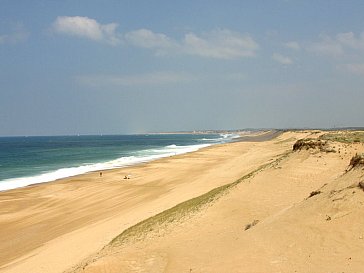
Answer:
349;153;364;168
293;139;330;152
308;190;321;198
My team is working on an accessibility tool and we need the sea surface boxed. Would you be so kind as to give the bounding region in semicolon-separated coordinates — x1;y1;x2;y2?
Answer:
0;133;239;191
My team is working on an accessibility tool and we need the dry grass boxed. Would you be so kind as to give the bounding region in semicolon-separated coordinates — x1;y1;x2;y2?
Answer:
293;138;335;153
109;174;252;247
320;131;364;143
108;152;291;248
109;182;233;247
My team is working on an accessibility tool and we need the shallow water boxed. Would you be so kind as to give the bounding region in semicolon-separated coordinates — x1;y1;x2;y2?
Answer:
0;133;239;191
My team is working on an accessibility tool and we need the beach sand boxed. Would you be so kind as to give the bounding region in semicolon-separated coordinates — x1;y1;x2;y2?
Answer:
1;130;364;273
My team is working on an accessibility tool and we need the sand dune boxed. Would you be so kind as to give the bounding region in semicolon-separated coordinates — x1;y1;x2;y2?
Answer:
1;130;364;273
71;131;364;273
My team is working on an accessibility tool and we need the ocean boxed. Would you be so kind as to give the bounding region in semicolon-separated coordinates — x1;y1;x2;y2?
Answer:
0;133;239;191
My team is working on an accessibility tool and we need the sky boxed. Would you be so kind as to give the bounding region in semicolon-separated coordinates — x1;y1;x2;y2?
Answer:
0;0;364;136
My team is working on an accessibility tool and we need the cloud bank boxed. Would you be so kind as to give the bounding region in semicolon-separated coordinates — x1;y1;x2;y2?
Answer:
125;28;258;59
52;16;364;72
52;16;258;59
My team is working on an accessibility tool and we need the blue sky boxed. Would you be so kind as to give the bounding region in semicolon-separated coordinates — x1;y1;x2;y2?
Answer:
1;0;364;136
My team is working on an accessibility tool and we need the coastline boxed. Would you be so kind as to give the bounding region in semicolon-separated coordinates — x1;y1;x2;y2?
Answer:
0;133;242;192
0;130;289;273
1;130;363;273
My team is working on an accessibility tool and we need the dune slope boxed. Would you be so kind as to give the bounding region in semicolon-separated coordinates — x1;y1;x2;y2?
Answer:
73;132;364;273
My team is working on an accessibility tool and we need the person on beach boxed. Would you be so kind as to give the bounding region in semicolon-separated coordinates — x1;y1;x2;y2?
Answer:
99;172;102;177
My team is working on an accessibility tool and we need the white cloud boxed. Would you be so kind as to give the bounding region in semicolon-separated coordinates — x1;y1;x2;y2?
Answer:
0;23;29;44
52;16;121;45
52;16;259;59
76;71;194;87
272;53;293;65
182;29;258;59
307;31;364;57
124;28;258;59
284;41;300;50
307;34;344;57
124;28;176;49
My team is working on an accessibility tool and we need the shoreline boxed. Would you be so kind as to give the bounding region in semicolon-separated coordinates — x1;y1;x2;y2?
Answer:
13;130;272;192
0;134;234;193
2;130;362;273
0;131;268;193
0;130;290;273
232;129;282;142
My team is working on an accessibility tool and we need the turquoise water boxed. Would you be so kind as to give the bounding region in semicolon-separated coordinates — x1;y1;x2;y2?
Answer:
0;133;238;191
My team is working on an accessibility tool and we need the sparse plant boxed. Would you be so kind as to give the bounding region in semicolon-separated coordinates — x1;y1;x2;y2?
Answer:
350;153;364;168
320;131;364;143
293;138;334;153
244;219;259;230
308;190;321;198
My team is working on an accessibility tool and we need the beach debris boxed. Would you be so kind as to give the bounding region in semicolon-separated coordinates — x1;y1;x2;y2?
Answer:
325;215;331;221
244;219;259;230
99;172;102;177
293;138;335;153
124;174;132;179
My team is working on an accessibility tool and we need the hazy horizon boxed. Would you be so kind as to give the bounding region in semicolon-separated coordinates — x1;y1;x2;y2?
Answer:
2;126;364;138
1;1;364;136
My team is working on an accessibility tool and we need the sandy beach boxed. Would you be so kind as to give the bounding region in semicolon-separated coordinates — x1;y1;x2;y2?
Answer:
1;130;364;273
2;2;363;272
